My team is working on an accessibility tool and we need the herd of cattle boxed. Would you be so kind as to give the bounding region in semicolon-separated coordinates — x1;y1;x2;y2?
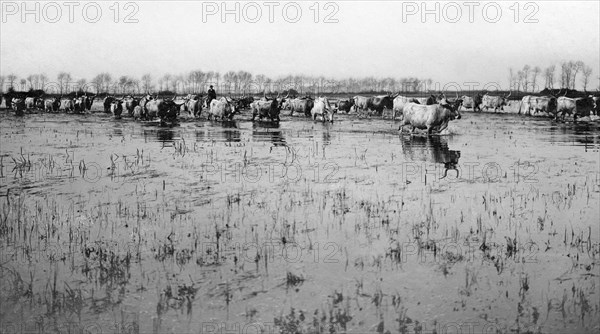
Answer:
2;89;599;134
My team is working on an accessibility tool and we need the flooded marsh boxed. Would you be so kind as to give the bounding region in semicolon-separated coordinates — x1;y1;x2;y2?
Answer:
1;110;599;334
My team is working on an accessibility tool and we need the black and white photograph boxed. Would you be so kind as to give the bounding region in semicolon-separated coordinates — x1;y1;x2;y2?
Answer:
0;1;599;333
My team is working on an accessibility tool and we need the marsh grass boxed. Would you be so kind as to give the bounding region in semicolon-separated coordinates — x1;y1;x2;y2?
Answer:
0;114;598;333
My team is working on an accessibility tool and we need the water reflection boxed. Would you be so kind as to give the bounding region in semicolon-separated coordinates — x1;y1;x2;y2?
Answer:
142;126;179;146
545;122;600;148
220;121;241;142
252;122;287;146
401;135;461;177
194;121;241;143
322;130;332;146
112;126;123;137
156;128;175;143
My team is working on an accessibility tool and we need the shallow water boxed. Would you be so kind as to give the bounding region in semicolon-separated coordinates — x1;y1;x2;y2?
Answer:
1;109;599;334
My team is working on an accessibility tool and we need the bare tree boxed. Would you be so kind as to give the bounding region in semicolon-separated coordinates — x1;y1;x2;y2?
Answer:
517;70;525;92
236;71;252;95
91;74;103;94
213;72;221;93
104;73;113;94
132;79;141;94
255;74;266;94
544;65;555;89
32;75;40;90
173;74;185;94
508;68;515;90
531;66;541;92
560;62;571;88
118;76;129;94
26;75;35;90
57;72;72;94
39;74;48;90
294;76;304;94
7;74;17;88
0;76;5;92
91;73;112;94
188;70;204;93
522;65;531;92
205;71;214;92
571;61;584;89
162;74;172;92
581;66;593;91
223;71;236;94
76;79;87;91
141;74;152;93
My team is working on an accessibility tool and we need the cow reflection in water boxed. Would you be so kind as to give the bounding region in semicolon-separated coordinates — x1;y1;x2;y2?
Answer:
194;122;241;143
221;121;241;142
112;127;123;137
143;128;176;145
156;128;175;143
322;131;331;146
401;135;461;179
252;122;287;147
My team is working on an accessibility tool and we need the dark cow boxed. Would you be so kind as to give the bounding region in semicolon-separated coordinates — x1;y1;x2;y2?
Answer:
111;99;124;118
556;96;595;121
311;97;334;123
160;99;185;121
137;94;154;119
145;97;184;121
83;95;96;111
472;93;483;112
353;94;394;115
336;98;355;113
74;96;87;113
370;94;394;115
588;95;599;116
439;92;464;113
35;98;44;109
3;95;14;110
237;96;254;109
251;95;285;122
481;92;511;112
12;98;26;116
399;99;461;135
103;96;115;113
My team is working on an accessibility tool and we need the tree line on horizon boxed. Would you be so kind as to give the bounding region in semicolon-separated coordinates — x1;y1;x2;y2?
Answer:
508;60;597;93
2;61;598;97
0;71;435;96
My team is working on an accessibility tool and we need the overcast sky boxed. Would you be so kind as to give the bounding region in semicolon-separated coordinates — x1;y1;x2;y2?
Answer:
1;0;599;90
